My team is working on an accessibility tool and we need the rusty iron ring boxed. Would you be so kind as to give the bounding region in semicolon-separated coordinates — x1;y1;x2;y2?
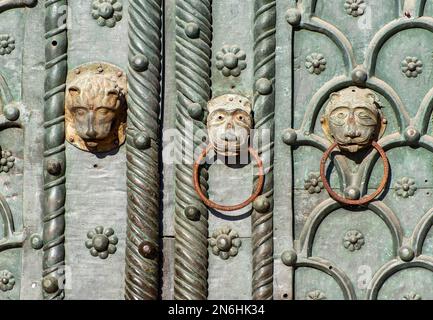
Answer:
320;141;389;206
193;144;265;211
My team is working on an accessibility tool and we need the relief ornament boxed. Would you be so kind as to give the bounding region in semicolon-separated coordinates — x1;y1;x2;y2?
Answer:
65;63;127;153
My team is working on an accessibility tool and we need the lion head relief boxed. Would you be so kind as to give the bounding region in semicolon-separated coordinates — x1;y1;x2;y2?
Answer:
65;63;127;153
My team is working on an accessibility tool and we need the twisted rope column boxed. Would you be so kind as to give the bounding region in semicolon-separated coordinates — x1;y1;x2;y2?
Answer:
252;0;276;300
124;0;162;300
173;0;212;300
42;0;67;300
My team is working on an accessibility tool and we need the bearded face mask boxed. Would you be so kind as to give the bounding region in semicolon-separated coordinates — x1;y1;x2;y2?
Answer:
207;94;253;157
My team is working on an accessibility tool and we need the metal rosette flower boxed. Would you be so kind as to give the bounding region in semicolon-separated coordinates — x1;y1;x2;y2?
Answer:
394;177;417;198
0;34;15;55
0;150;14;173
305;53;326;75
91;0;123;28
304;172;323;194
215;45;247;77
0;270;14;292
209;226;242;260
85;226;118;259
344;0;366;17
307;290;326;300
401;56;423;78
343;230;365;251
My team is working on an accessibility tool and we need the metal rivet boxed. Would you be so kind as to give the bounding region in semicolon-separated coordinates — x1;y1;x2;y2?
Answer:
351;67;367;84
185;22;200;39
255;78;273;95
187;102;203;120
281;250;297;266
46;159;62;176
404;126;420;144
133;132;151;150
184;206;200;221
344;186;360;200
399;246;415;262
286;8;301;26
253;195;271;213
30;234;43;250
42;276;58;294
3;105;20;121
282;128;297;145
131;54;149;72
139;241;157;259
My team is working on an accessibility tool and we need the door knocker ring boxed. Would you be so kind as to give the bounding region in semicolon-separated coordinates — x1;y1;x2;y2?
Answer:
320;141;389;206
193;144;265;211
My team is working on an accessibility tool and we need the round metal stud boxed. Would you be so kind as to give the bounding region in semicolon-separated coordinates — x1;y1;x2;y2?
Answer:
93;234;109;252
282;128;297;145
344;186;361;200
184;206;201;221
216;234;232;251
404;126;420;145
399;246;415;262
30;234;43;250
131;54;149;72
281;250;297;266
351;67;368;84
42;276;59;294
255;78;273;95
46;159;62;176
285;8;301;26
133;132;151;150
3;105;20;121
185;22;200;39
187;102;203;120
253;195;271;213
139;241;157;259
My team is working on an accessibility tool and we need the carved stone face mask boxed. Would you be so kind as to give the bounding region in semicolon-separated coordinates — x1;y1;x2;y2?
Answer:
207;94;252;157
65;63;127;153
321;87;386;153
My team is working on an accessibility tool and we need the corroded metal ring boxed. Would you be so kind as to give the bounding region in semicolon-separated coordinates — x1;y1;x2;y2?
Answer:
320;141;389;206
193;144;264;211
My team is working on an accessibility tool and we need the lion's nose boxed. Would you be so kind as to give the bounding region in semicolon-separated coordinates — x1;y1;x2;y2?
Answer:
345;129;360;138
86;114;97;139
345;116;361;138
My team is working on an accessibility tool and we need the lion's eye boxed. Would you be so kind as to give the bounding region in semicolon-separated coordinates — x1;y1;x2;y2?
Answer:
217;115;224;120
98;108;109;115
74;108;86;116
358;112;371;119
337;112;346;119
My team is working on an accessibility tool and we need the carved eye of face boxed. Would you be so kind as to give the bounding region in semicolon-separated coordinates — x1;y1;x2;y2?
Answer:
208;109;228;125
72;107;87;117
97;107;111;116
329;107;349;126
354;107;377;126
233;110;251;127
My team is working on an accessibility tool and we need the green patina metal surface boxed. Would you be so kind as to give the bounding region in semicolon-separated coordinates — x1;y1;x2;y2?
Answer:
0;0;432;300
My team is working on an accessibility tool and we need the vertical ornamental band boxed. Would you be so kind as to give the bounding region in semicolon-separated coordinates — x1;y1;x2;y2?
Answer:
252;0;276;300
42;0;68;299
124;0;162;300
173;0;212;300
